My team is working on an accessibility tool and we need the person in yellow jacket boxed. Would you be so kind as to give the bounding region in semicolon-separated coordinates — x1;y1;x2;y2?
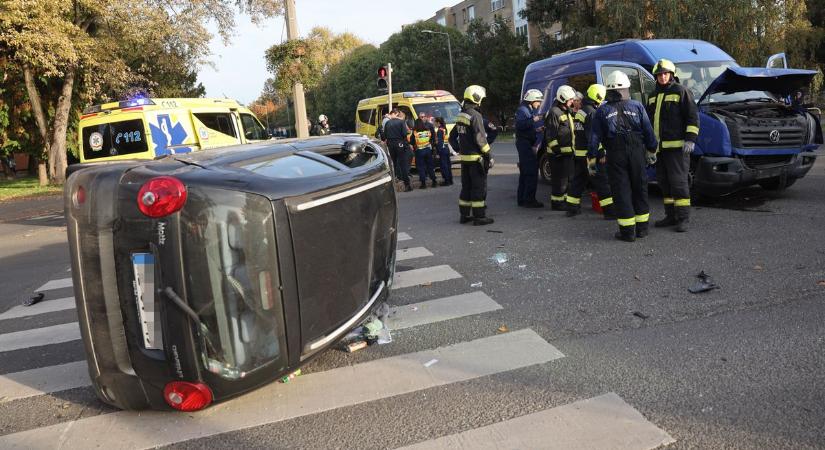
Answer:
646;58;699;232
544;85;577;210
411;117;439;189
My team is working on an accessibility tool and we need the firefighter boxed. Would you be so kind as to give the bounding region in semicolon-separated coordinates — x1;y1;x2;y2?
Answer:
567;84;615;218
647;58;699;232
449;85;494;226
590;71;658;242
514;89;545;208
544;85;577;210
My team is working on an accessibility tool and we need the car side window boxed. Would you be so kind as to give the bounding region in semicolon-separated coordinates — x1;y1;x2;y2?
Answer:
600;65;645;103
194;112;238;138
240;113;268;140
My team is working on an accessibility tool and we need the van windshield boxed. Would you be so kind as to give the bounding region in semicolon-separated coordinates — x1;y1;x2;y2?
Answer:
413;101;462;124
675;60;776;104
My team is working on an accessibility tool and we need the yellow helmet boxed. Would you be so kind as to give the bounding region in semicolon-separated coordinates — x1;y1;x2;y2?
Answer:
586;84;606;105
463;85;486;105
653;59;676;75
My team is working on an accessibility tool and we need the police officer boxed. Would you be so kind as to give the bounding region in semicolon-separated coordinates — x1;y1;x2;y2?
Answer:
590;71;658;242
384;109;413;192
545;85;577;210
647;58;699;232
514;89;545;208
568;84;615;218
449;85;494;226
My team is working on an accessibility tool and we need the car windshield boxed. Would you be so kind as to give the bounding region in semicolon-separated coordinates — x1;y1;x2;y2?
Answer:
413;101;461;124
675;60;777;104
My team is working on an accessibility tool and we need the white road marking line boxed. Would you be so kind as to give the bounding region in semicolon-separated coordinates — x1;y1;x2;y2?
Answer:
398;392;676;450
397;232;412;241
0;329;564;449
0;361;89;403
0;323;80;353
34;278;73;292
392;265;462;290
0;297;76;321
387;291;502;330
395;247;433;262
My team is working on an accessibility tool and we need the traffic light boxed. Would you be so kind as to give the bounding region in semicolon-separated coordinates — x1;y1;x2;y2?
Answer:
377;66;388;90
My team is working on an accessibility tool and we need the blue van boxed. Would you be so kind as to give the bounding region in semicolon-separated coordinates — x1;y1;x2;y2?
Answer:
521;39;823;196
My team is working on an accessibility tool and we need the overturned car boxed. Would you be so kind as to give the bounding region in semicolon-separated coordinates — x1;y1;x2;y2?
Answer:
65;135;397;411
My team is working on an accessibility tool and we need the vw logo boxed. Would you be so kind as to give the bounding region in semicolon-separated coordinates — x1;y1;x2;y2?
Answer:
769;130;781;143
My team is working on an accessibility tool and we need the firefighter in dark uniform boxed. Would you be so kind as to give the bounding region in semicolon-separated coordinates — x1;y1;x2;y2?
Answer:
449;85;494;226
590;71;658;242
647;58;699;232
567;83;615;218
545;85;577;210
514;89;545;208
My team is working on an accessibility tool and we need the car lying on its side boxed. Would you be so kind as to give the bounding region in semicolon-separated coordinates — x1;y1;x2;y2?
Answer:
65;135;397;411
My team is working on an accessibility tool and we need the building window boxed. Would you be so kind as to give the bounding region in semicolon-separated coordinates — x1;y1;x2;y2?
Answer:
437;16;446;26
491;0;503;11
468;5;475;21
462;8;467;23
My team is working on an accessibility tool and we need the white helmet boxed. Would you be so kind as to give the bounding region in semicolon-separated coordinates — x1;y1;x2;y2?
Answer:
318;114;328;122
523;89;544;102
605;71;631;90
556;85;576;103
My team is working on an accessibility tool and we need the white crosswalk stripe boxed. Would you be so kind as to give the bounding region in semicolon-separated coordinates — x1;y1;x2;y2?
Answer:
392;265;462;290
397;232;412;241
34;278;73;292
397;392;675;450
387;291;502;330
0;322;81;353
0;297;75;321
0;361;89;403
395;246;433;261
0;330;564;449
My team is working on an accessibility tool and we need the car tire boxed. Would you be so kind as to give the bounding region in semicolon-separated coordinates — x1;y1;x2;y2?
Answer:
539;152;552;184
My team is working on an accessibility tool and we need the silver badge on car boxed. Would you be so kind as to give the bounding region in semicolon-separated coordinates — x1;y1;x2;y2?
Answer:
769;130;781;143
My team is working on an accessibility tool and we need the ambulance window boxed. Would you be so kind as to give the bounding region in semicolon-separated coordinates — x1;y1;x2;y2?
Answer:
81;119;148;160
600;65;644;103
194;112;237;138
567;73;597;96
240;113;268;140
397;106;414;120
357;108;373;125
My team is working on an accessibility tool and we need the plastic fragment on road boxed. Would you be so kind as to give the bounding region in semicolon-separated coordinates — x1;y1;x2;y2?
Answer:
689;271;720;294
632;311;650;320
492;253;508;264
470;282;483;288
497;325;509;333
363;318;384;339
423;359;438;368
279;369;302;383
345;341;368;353
377;327;392;345
486;229;504;234
23;292;45;307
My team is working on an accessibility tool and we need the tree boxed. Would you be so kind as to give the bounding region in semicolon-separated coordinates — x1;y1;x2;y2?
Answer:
264;27;364;99
0;0;283;186
465;17;530;125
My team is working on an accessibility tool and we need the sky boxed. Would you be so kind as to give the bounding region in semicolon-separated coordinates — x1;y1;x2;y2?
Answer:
197;0;453;104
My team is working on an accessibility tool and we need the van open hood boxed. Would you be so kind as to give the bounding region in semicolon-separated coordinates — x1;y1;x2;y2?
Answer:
698;67;818;104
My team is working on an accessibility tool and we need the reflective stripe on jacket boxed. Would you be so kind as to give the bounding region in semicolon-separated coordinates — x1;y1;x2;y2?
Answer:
646;81;699;150
545;102;575;154
448;105;490;163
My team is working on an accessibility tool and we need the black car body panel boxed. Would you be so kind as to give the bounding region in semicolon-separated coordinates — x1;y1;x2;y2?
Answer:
65;135;397;410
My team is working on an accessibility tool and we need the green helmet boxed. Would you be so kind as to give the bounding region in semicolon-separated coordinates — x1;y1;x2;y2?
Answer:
653;59;676;75
586;84;606;105
463;85;487;105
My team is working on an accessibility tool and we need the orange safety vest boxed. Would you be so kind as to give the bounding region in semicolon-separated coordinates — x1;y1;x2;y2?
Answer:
414;130;432;149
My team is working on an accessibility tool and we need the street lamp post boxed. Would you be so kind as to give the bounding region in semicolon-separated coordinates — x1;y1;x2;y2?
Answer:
422;30;455;95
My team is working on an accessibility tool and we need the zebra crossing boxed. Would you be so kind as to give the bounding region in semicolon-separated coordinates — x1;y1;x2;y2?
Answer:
0;231;675;449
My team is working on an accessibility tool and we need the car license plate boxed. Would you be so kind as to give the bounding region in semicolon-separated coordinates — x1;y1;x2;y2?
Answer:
132;253;163;350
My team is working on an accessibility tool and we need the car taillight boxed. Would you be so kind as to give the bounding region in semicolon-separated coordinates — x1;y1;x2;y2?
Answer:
72;185;86;208
137;176;187;218
163;381;213;411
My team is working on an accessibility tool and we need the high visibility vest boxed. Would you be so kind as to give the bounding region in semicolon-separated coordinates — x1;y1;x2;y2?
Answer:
414;130;432;148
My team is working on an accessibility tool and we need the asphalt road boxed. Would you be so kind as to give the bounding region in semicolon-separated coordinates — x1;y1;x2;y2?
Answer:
0;146;824;448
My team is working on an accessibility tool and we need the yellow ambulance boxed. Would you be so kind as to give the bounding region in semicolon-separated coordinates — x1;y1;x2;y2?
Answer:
78;98;269;163
355;90;461;138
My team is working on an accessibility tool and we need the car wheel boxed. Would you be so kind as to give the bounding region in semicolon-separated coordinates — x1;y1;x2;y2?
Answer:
539;152;552;184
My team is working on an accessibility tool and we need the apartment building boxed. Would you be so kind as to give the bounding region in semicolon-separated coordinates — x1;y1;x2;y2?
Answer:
428;0;554;50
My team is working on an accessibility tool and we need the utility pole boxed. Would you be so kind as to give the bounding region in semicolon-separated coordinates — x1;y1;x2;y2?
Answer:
284;0;308;138
387;63;393;116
